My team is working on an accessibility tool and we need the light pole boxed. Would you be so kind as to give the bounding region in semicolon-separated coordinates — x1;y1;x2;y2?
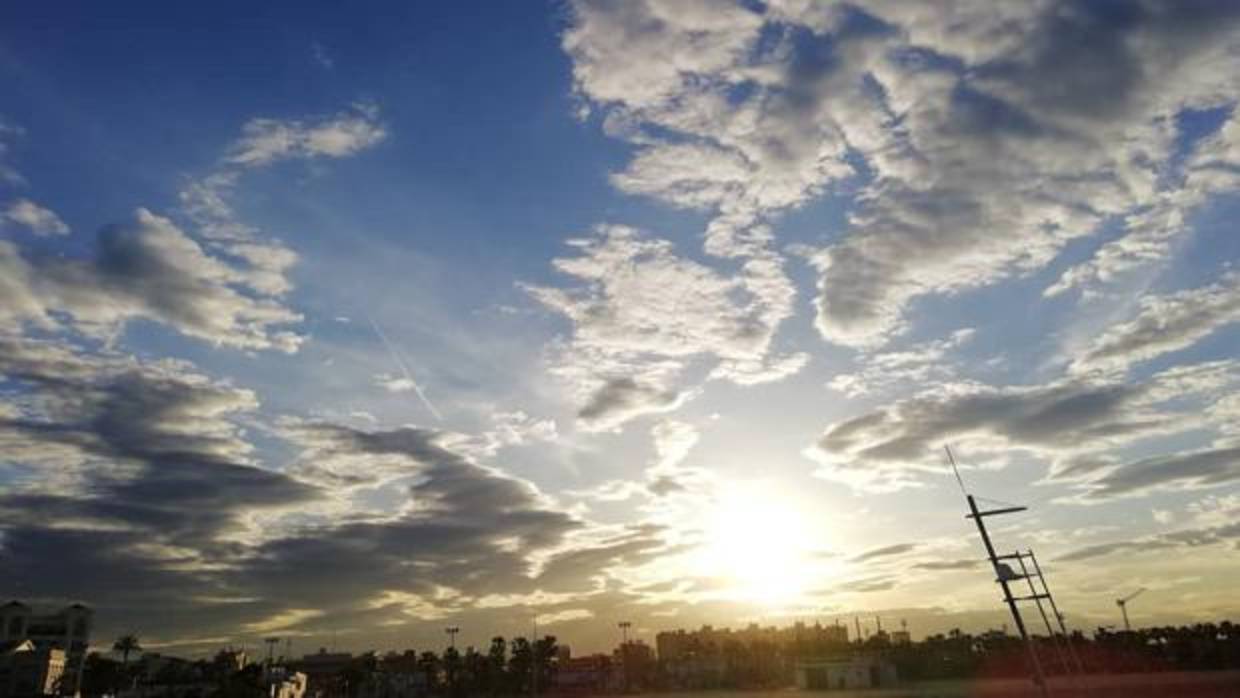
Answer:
264;637;280;670
618;621;632;693
531;616;540;698
445;626;460;650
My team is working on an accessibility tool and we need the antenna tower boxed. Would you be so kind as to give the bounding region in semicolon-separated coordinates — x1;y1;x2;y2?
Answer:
945;445;1084;695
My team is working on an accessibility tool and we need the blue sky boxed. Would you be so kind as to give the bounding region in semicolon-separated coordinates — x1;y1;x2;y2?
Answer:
2;1;1240;655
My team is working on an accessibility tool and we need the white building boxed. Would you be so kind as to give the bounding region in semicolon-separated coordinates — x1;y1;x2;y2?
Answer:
795;656;898;691
0;603;91;696
267;669;307;698
0;639;67;698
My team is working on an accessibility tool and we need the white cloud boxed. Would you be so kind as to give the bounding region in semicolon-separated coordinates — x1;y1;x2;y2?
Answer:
374;373;417;393
651;420;700;471
1;104;390;353
808;360;1240;494
576;377;691;433
558;2;816;417
179;105;387;301
0;208;302;351
1049;108;1240;297
534;608;593;625
0;118;26;186
527;225;798;430
565;419;710;506
1187;494;1240;528
1069;445;1240;503
311;42;335;70
565;0;1240;349
828;328;975;398
1070;272;1240;375
224;104;386;167
437;410;559;462
2;198;69;236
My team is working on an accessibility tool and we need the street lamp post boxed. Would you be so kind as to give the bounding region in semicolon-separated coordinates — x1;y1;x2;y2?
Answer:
618;622;632;693
264;637;280;671
445;626;460;650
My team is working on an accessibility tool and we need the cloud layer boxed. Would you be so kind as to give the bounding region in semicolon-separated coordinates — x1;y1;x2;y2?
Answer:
565;0;1240;348
0;209;303;351
810;360;1240;494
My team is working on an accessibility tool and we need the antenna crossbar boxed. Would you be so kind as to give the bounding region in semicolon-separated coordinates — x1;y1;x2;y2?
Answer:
966;505;1028;519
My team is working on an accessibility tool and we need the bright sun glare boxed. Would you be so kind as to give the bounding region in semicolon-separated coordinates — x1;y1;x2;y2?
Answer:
701;484;820;606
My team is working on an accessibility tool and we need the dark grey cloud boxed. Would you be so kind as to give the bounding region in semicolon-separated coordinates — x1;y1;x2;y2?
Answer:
633;579;682;594
1073;445;1240;502
525;225;800;432
808;1;1240;345
237;423;584;604
913;559;983;571
829;576;897;594
0;339;312;522
811;357;1240;494
1055;540;1144;562
811;377;1158;490
2;198;69;236
1057;519;1240;562
851;543;919;563
533;524;686;593
0;341;631;647
0;339;321;638
0;209;301;351
566;0;1240;348
576;377;688;432
1071;273;1240;374
647;474;687;497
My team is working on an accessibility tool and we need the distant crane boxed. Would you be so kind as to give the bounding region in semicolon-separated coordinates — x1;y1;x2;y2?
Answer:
1116;588;1146;631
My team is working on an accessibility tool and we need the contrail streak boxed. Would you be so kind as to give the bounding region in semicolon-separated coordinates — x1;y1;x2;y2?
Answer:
365;313;443;421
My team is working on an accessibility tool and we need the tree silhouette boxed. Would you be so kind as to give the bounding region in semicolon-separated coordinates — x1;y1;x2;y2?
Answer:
113;635;141;666
442;646;462;698
463;647;485;696
486;636;507;696
532;635;558;693
417;650;441;692
112;635;142;691
507;638;532;694
81;653;121;696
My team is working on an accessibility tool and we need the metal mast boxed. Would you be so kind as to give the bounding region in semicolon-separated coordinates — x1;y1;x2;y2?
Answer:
264;637;280;670
948;446;1049;698
445;626;460;650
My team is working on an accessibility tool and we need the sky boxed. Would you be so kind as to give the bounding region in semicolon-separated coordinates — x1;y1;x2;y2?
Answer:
2;0;1240;657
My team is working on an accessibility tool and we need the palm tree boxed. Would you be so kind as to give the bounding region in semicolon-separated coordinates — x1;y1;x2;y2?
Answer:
113;635;142;691
463;647;485;696
532;635;558;693
442;646;462;698
487;636;507;696
417;650;441;692
507;638;532;694
113;635;141;665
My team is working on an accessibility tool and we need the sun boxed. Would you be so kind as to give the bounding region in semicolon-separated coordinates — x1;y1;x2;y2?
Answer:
700;483;821;606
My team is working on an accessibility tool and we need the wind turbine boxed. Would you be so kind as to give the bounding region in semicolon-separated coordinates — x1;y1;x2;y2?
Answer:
1116;588;1146;631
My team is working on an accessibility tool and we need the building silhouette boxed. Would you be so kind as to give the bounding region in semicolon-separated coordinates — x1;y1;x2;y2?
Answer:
0;602;92;697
